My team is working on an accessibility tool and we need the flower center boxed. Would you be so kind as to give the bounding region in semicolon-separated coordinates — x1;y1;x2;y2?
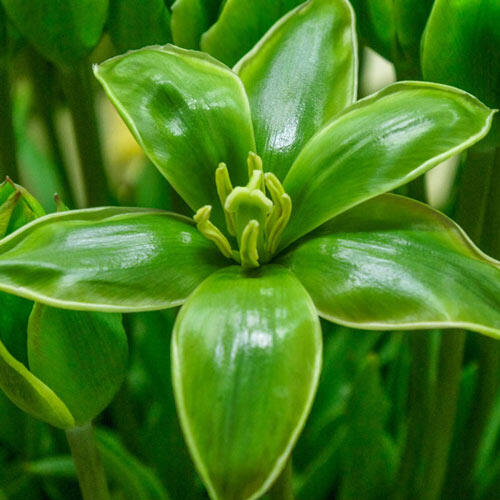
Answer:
193;152;292;268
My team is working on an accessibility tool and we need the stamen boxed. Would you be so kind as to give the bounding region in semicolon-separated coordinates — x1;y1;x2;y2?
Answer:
239;220;260;268
264;172;285;234
247;152;264;191
193;205;233;259
267;193;292;254
215;163;236;235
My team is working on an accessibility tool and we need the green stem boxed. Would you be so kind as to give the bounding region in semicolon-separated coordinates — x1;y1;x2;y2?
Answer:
59;59;110;207
268;461;294;500
420;330;466;500
0;7;19;180
66;423;110;500
393;331;433;500
446;147;500;498
28;50;74;206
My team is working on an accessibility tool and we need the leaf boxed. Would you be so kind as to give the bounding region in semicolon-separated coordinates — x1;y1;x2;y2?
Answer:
108;0;171;52
279;194;500;338
201;0;303;67
422;0;500;110
95;45;256;227
280;81;495;248
0;0;108;67
235;0;357;180
28;305;128;425
172;265;322;500
0;335;74;429
171;0;221;49
0;207;228;311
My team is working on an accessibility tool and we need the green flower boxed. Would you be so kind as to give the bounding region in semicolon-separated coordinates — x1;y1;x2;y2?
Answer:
0;0;497;499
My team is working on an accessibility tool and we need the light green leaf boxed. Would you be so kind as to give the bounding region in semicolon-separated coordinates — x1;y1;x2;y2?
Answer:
172;265;322;500
422;0;500;109
0;336;74;429
235;0;357;180
95;45;256;227
281;82;495;248
171;0;221;49
0;0;108;67
201;0;303;67
108;0;171;53
28;305;128;425
0;207;228;311
279;194;500;338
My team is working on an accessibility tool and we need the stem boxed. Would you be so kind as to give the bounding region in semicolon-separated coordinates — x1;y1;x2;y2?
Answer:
420;330;466;500
268;461;295;500
0;6;19;180
66;423;110;500
393;331;433;500
28;50;75;206
447;147;500;498
59;59;110;207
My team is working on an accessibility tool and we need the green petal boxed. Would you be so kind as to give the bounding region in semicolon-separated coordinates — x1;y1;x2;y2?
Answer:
281;81;495;249
422;0;500;109
172;265;321;500
278;194;500;338
95;46;256;227
235;0;357;180
200;0;303;67
171;0;221;49
28;305;128;425
0;207;228;311
0;336;75;429
1;0;108;67
108;0;171;53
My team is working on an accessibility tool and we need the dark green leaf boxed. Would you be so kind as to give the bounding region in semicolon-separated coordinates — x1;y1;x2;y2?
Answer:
279;194;500;338
235;0;357;180
0;207;228;311
281;82;494;248
95;45;256;227
172;265;322;500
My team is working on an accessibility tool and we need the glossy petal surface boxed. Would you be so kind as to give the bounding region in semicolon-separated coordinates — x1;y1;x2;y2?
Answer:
0;207;228;311
172;265;322;500
28;305;128;424
422;0;500;109
279;194;500;338
95;46;255;226
171;0;221;49
281;82;494;248
108;0;171;52
1;0;108;66
0;336;75;429
201;0;303;67
235;0;357;180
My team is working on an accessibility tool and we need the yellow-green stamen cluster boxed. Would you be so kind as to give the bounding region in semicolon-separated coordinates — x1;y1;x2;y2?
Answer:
194;152;292;268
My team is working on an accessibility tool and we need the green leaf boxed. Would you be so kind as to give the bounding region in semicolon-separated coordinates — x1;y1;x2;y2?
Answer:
281;82;495;248
0;207;228;311
28;305;127;424
201;0;303;67
422;0;500;110
0;0;108;67
235;0;357;180
0;336;74;429
278;194;500;338
172;265;321;500
171;0;221;49
349;0;394;61
108;0;171;52
95;45;256;227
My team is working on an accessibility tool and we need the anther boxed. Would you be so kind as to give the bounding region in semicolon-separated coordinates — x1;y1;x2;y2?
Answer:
239;220;260;268
215;163;236;235
193;205;233;259
247;152;264;191
267;193;292;254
